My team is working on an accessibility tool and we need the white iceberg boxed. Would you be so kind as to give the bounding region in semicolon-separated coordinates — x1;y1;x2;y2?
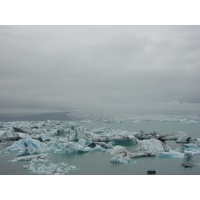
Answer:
110;156;131;164
70;126;85;141
137;138;171;153
110;145;155;158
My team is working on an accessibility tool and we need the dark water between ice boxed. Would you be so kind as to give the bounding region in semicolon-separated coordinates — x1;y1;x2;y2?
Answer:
1;120;200;175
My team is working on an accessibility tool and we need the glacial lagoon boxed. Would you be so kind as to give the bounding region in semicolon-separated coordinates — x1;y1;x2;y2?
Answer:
1;115;200;175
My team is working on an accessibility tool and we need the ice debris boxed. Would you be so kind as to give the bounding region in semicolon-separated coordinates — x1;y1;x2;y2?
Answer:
28;162;76;175
110;156;131;164
182;152;194;167
180;119;198;124
10;153;51;162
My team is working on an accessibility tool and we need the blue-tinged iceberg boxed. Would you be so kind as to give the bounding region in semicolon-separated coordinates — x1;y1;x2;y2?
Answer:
159;150;184;158
180;143;200;155
110;135;138;145
4;137;45;156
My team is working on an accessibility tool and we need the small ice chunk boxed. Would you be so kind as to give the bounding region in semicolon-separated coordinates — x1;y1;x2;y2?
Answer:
110;156;131;164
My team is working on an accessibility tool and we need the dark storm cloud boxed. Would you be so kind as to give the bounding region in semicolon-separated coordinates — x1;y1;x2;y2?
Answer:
0;25;200;113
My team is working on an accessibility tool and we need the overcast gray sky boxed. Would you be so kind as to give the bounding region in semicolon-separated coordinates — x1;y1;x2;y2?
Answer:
0;25;200;114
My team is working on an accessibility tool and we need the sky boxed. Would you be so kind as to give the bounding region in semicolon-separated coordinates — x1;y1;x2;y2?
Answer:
0;25;200;114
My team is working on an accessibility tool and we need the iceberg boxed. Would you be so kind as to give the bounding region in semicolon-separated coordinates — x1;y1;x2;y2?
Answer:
93;135;110;142
110;145;155;158
48;140;91;154
78;138;92;146
110;156;131;164
4;137;45;156
95;142;113;149
92;145;104;151
137;138;171;153
0;129;21;141
182;152;194;167
70;126;85;141
110;135;137;145
176;136;197;143
157;131;187;141
180;143;200;155
180;119;198;124
134;131;160;140
159;150;184;158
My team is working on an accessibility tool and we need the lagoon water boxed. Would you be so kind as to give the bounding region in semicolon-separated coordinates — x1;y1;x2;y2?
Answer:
1;120;200;175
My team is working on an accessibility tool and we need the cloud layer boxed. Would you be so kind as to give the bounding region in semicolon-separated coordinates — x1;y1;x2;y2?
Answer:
1;26;200;113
